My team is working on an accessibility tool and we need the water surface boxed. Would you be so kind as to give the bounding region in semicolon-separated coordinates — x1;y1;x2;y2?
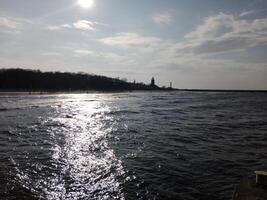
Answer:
0;92;267;200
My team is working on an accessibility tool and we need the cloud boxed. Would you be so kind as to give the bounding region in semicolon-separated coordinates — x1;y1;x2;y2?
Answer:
46;26;62;31
46;23;72;31
185;13;234;40
0;30;21;35
41;52;61;56
98;11;267;77
74;49;124;63
0;17;20;29
153;12;173;25
73;20;96;31
239;9;267;17
183;12;267;54
46;20;99;31
100;32;162;48
186;13;267;40
61;24;72;28
74;49;95;56
239;10;260;17
0;16;33;34
192;36;258;54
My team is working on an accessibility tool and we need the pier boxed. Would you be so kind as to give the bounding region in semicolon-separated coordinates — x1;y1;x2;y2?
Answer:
232;171;267;200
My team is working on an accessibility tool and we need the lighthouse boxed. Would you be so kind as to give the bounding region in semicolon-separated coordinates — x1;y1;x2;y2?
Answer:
151;77;155;87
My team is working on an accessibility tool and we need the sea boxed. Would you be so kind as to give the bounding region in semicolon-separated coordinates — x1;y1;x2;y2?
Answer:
0;91;267;200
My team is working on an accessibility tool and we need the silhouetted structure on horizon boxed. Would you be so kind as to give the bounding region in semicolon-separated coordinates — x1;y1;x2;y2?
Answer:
151;77;155;87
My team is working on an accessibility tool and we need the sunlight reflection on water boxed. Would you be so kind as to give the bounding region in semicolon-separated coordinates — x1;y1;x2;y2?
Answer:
8;94;126;200
45;95;125;199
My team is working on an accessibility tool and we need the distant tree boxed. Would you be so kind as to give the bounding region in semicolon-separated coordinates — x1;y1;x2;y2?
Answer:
0;68;168;91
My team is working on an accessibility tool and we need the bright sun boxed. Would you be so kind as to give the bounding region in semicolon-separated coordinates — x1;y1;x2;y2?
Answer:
77;0;94;8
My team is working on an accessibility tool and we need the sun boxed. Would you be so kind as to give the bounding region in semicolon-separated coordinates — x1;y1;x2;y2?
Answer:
77;0;94;8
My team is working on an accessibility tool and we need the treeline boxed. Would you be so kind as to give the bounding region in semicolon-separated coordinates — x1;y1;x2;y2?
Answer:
0;68;161;91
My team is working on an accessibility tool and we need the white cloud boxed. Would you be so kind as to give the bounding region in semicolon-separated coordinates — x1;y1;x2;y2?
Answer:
98;11;267;78
153;12;173;25
239;9;267;17
100;32;162;48
46;23;73;31
100;52;122;61
0;16;33;30
41;52;61;56
240;10;259;17
186;13;267;39
0;17;20;29
101;12;267;59
74;49;95;56
74;49;124;64
46;20;99;31
46;26;62;31
183;13;267;54
61;24;72;28
73;20;96;31
0;30;21;35
185;13;234;40
0;16;34;35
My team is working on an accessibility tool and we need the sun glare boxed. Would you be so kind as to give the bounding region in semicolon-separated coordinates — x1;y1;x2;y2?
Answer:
77;0;94;8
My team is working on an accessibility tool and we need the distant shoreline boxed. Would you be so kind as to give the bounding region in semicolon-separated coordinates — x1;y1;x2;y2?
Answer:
178;89;267;93
0;68;175;92
0;89;266;96
0;89;176;96
1;69;266;94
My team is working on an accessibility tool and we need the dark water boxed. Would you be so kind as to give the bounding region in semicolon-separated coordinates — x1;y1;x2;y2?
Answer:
0;92;267;200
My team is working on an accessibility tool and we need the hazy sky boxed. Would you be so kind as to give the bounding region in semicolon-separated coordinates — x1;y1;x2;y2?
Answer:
1;0;267;89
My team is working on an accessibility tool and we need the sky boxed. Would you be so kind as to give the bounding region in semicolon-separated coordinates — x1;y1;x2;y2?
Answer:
1;0;267;90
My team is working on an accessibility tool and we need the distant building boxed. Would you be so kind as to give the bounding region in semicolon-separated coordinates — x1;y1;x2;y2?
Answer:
151;77;155;87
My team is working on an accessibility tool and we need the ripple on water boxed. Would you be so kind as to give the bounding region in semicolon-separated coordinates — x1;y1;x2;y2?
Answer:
0;92;267;200
1;95;125;200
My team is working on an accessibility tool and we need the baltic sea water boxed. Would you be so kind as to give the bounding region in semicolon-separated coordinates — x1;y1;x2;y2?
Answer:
0;91;267;200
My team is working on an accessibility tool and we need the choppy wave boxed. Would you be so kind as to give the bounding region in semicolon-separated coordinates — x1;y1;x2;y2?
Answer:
0;92;267;200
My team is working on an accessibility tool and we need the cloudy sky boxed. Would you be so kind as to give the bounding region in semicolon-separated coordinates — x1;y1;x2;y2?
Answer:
1;0;267;89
